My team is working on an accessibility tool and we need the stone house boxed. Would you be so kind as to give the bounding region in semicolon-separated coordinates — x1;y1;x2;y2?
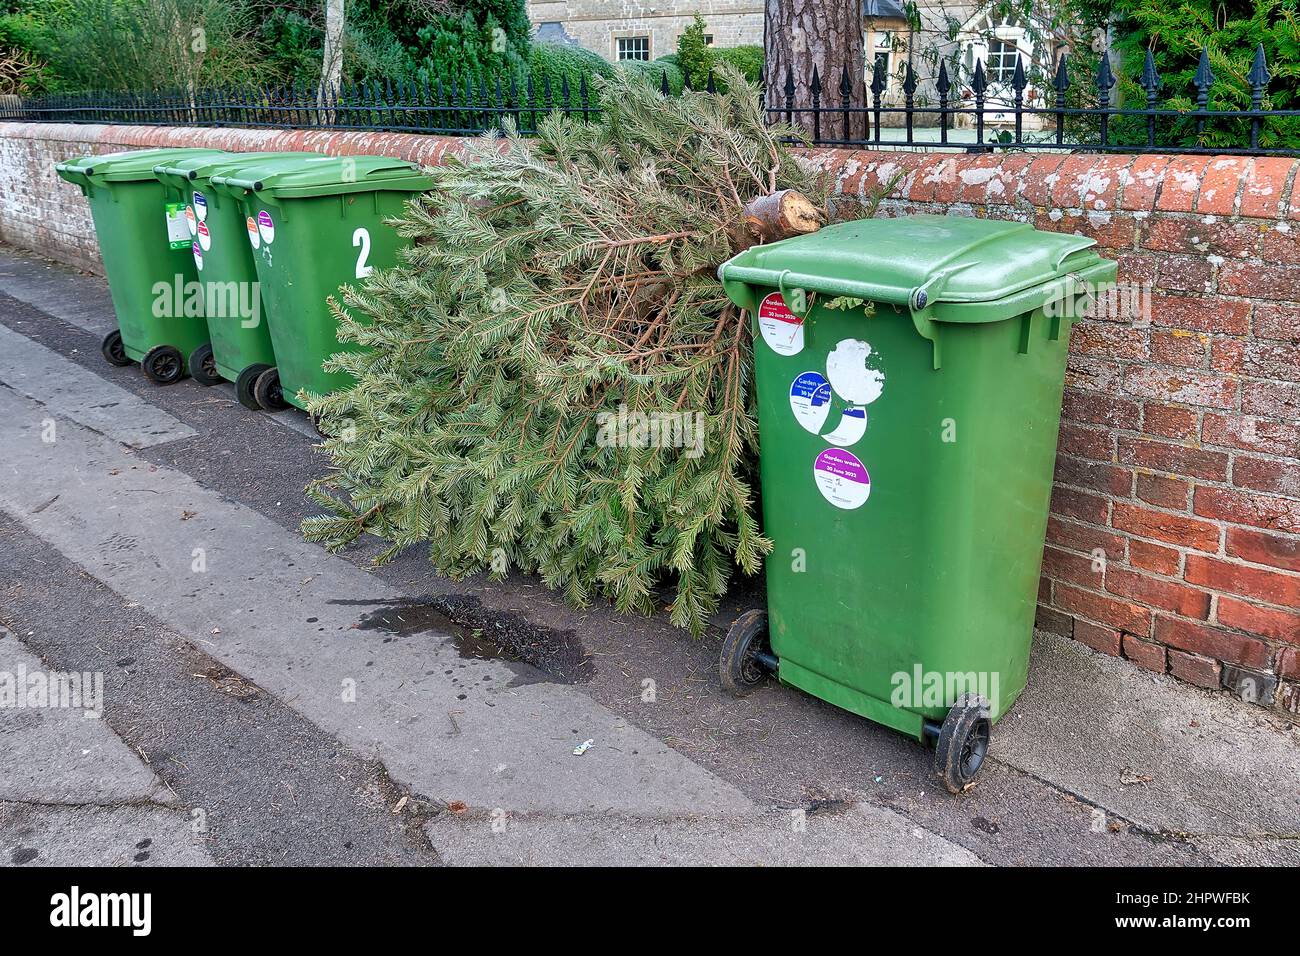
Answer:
527;2;764;64
528;1;1063;123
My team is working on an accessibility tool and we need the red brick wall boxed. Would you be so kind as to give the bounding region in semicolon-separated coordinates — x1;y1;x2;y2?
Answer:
1;123;1297;715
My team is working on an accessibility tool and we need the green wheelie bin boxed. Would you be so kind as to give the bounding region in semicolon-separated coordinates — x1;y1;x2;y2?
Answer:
152;151;322;409
716;214;1116;793
54;147;228;384
208;155;433;417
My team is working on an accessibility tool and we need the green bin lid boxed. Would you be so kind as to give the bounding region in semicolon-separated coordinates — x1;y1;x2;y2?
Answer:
55;147;227;184
719;214;1106;313
209;154;432;199
153;150;322;183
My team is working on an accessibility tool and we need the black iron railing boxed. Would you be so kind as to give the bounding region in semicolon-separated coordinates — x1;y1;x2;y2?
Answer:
0;72;600;137
774;45;1299;156
3;44;1298;156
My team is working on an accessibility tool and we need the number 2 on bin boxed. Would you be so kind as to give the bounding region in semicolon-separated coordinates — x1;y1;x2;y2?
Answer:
353;227;373;279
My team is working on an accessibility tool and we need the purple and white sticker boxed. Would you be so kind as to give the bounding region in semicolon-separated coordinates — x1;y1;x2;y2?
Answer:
257;209;275;245
789;370;832;434
192;240;204;271
813;448;871;510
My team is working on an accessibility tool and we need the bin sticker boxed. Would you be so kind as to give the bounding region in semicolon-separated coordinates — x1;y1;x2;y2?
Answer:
826;338;885;405
788;371;832;434
246;215;260;249
192;241;204;271
184;205;197;237
813;448;871;510
163;202;189;250
257;209;275;245
757;291;804;356
196;220;211;252
193;191;208;222
823;407;868;447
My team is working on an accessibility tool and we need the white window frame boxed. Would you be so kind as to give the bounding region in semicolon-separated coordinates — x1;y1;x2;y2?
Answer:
958;12;1035;90
986;38;1021;83
615;35;652;62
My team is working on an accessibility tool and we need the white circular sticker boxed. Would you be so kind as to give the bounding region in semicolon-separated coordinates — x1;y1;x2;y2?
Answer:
193;191;208;222
192;240;204;271
757;291;804;356
813;448;871;510
246;215;260;249
823;407;868;447
185;205;197;237
257;209;275;244
196;220;211;252
826;338;885;405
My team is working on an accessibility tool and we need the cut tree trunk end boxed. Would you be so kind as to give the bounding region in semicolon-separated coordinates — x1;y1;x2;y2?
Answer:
740;189;825;246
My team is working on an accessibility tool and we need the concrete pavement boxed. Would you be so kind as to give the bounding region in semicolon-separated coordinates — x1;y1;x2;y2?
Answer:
0;634;214;866
1;244;1296;866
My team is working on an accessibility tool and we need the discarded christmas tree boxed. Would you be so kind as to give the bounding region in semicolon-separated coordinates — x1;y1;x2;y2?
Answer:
302;67;885;634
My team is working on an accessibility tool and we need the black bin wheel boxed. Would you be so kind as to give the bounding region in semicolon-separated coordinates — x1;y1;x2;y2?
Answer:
188;343;222;386
719;609;774;697
101;329;132;367
253;367;290;412
310;411;333;439
934;693;991;794
141;345;184;385
235;363;271;411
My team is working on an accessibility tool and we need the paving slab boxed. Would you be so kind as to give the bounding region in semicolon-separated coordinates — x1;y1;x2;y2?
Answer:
0;632;174;806
0;323;195;448
427;803;985;866
0;803;213;867
0;248;114;335
997;633;1300;846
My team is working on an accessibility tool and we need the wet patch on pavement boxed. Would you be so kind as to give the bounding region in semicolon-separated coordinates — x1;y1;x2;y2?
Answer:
337;594;595;685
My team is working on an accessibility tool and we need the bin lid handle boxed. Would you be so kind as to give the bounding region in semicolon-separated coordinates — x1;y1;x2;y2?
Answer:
776;270;811;318
907;265;973;371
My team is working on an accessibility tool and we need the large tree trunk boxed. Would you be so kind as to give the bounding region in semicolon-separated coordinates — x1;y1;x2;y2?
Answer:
319;0;346;111
764;0;865;143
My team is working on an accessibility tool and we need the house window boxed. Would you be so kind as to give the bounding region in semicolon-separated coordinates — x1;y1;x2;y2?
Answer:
870;31;893;87
703;34;714;47
617;36;651;61
987;38;1020;82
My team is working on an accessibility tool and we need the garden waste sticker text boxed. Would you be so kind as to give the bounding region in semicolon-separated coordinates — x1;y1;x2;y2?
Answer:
758;291;804;356
813;448;871;510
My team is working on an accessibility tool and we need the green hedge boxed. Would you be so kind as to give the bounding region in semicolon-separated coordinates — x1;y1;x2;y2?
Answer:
620;58;684;94
715;45;763;85
528;41;613;104
657;45;763;90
